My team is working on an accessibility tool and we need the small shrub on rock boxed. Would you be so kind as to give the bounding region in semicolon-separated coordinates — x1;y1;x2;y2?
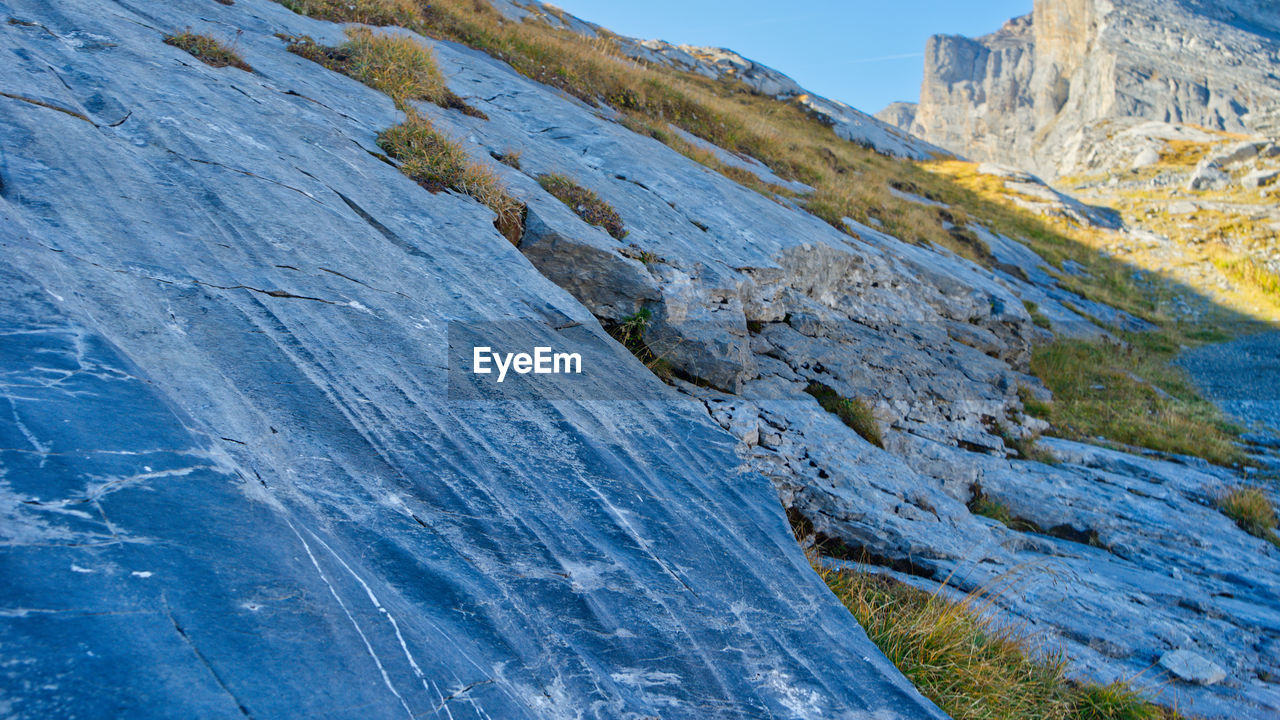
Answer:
606;308;672;380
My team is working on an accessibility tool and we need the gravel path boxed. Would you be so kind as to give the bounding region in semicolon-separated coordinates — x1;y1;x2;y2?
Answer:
1179;331;1280;470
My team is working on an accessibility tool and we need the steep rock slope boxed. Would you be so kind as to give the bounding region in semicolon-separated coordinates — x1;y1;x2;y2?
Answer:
2;1;1279;719
891;0;1280;176
0;2;948;718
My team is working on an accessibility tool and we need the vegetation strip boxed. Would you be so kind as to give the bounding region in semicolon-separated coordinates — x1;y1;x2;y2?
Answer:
537;173;627;240
283;27;524;243
165;30;252;71
815;558;1178;720
1029;331;1247;467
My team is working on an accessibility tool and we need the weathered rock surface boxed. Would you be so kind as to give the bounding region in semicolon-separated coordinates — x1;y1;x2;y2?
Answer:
874;102;918;132
1161;650;1229;686
419;12;1275;717
0;2;951;718
3;0;1278;718
895;0;1280;177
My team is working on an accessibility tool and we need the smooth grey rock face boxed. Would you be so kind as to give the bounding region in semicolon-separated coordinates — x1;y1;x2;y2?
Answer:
1161;650;1229;686
0;1;953;718
3;0;1278;718
904;0;1280;177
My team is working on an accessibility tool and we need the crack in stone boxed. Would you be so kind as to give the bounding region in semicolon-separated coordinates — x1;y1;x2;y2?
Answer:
177;154;324;205
0;91;95;125
35;242;343;305
163;596;255;718
428;679;495;715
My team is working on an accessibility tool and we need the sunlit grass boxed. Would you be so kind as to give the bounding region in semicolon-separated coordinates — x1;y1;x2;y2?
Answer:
815;559;1177;720
1029;330;1248;467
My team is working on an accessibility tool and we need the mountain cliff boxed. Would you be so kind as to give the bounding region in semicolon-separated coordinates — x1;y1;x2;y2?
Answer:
883;0;1280;177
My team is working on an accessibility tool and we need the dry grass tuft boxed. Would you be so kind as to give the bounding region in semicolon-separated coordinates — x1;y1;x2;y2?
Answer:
285;29;483;115
1218;486;1280;547
491;148;522;169
378;113;524;244
281;22;522;243
279;0;422;26
537;173;627;239
165;30;252;71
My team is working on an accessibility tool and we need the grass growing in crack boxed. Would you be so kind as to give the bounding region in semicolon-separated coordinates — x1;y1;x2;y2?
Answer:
283;27;524;244
538;173;627;239
607;308;672;379
1024;300;1053;330
1030;332;1247;467
968;491;1043;533
814;559;1177;720
378;114;524;243
285;29;483;116
165;30;252;71
491;149;522;169
1218;486;1280;547
803;381;884;448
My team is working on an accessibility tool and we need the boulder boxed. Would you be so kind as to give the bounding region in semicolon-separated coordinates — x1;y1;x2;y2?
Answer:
1132;146;1161;168
1187;162;1231;191
1243;168;1280;190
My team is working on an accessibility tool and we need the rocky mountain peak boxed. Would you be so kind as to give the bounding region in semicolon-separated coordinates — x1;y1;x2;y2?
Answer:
887;0;1280;176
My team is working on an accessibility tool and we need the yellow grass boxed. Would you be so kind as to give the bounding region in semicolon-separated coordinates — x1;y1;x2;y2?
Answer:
814;557;1177;720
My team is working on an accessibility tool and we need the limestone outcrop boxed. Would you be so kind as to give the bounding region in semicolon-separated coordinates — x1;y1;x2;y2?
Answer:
0;3;949;717
893;0;1280;177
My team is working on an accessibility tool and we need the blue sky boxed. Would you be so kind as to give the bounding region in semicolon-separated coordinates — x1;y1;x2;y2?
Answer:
549;1;1031;114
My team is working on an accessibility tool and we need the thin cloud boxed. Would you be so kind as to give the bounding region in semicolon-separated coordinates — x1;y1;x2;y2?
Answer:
843;52;924;64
